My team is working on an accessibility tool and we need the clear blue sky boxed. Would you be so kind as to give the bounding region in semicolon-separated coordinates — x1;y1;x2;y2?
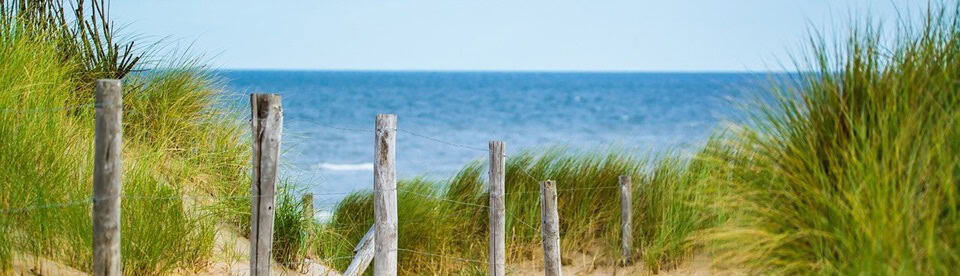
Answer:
111;0;913;71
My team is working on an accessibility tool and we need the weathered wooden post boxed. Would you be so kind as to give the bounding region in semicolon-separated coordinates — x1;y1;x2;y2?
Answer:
374;114;397;276
344;226;376;276
93;79;123;276
488;141;506;276
249;94;283;276
540;180;562;276
619;175;633;264
302;193;314;221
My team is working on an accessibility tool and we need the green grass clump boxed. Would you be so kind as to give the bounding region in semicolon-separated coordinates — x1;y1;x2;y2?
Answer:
272;182;316;267
698;3;960;274
314;148;717;274
637;148;725;272
0;32;222;274
0;1;257;274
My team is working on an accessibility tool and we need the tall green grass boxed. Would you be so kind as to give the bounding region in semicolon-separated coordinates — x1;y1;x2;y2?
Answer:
0;1;267;274
2;0;144;80
0;33;222;274
314;148;718;274
698;2;960;274
273;182;317;268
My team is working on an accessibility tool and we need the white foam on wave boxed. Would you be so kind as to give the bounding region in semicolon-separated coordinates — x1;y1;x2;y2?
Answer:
317;162;374;171
315;210;334;222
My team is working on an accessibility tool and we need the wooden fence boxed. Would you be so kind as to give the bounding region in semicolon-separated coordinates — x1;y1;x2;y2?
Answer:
86;79;637;276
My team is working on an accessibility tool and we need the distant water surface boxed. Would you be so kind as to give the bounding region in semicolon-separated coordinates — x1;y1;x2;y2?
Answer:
215;71;774;212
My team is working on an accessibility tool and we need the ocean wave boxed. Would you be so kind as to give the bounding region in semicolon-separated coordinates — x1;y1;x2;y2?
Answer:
317;162;374;171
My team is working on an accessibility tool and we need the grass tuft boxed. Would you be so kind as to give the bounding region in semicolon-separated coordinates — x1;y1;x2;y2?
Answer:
313;148;715;274
0;1;254;274
697;2;960;274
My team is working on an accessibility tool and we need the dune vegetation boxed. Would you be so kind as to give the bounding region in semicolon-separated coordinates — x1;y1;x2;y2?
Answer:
697;4;960;274
2;0;959;275
313;148;719;274
315;2;960;275
0;0;311;274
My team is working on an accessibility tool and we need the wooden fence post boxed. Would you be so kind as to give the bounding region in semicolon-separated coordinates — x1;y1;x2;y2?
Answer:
344;226;376;276
93;79;123;276
250;94;283;276
488;141;506;276
374;114;397;276
302;193;314;221
540;180;562;276
619;175;633;264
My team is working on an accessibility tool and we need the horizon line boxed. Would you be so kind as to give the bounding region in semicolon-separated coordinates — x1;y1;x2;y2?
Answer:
210;68;799;74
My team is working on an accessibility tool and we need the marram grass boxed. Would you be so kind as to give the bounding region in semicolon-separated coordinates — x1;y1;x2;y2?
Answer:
0;1;313;274
313;148;719;274
0;32;220;274
696;3;960;274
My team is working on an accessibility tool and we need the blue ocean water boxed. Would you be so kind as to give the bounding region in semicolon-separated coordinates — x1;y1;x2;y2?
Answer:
215;71;772;211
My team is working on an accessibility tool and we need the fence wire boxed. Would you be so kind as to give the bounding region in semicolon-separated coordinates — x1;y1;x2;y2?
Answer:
398;248;488;264
0;191;360;214
399;188;490;209
0;103;146;115
0;199;93;214
2;107;635;272
396;128;488;152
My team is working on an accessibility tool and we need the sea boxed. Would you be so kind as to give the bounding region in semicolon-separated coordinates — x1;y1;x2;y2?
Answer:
215;71;775;212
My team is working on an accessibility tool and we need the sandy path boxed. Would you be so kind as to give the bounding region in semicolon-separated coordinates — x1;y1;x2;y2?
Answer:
4;224;340;276
508;252;718;275
7;253;87;276
187;224;341;276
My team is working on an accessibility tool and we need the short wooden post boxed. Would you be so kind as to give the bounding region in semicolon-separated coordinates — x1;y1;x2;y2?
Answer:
619;175;633;264
374;114;397;276
540;180;562;276
93;79;123;276
302;193;314;221
344;226;376;276
249;94;283;276
488;141;506;276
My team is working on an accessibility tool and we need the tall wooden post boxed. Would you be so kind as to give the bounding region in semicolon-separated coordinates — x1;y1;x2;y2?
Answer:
250;94;283;276
488;141;506;276
374;114;397;276
302;193;314;221
619;175;633;264
93;79;123;276
540;180;562;276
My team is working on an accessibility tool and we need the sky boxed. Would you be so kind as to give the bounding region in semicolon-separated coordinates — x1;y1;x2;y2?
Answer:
111;0;914;71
